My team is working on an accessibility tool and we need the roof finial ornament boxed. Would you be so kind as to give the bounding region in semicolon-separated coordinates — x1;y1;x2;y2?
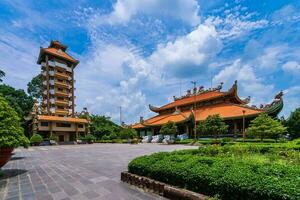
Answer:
275;90;284;100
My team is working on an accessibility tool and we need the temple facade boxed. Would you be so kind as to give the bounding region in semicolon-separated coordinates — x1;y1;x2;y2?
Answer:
27;41;89;142
132;81;283;137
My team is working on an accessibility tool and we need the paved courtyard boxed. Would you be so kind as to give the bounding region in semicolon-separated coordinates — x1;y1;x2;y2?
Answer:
0;143;197;200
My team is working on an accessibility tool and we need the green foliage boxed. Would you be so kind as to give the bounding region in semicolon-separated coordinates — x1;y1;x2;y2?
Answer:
27;74;42;100
89;115;121;139
0;95;29;148
119;127;138;139
109;132;118;140
0;69;5;82
247;113;287;140
202;115;228;137
101;135;110;140
128;143;300;200
85;134;96;142
196;121;206;136
0;84;34;119
30;133;43;144
286;107;300;139
160;121;177;135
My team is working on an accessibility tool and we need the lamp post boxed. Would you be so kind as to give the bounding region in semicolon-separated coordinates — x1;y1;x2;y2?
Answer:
242;110;246;139
191;81;197;141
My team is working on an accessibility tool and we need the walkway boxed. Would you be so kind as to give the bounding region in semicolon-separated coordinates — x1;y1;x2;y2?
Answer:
0;143;197;200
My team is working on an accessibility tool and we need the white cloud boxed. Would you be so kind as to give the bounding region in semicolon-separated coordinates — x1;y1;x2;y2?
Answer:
213;59;274;104
282;61;300;75
282;86;300;117
76;24;221;123
0;32;40;90
149;24;222;77
205;6;268;39
89;0;200;26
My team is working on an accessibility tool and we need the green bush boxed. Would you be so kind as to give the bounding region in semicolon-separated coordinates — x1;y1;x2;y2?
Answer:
85;134;96;142
30;134;43;144
101;135;110;140
128;143;300;200
109;132;118;140
0;95;29;148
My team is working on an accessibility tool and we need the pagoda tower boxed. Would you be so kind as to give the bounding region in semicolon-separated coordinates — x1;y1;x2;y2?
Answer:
33;41;88;143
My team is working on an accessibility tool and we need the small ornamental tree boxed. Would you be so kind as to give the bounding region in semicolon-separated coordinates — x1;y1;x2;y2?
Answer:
196;121;206;138
247;113;287;141
119;127;138;139
0;95;29;148
30;133;43;145
204;115;228;138
285;108;300;139
160;121;177;136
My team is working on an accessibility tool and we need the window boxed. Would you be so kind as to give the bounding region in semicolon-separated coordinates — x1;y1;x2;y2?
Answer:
78;124;84;128
41;122;49;127
56;123;71;127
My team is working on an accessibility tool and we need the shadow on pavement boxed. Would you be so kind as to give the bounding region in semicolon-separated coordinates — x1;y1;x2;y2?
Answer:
0;169;27;180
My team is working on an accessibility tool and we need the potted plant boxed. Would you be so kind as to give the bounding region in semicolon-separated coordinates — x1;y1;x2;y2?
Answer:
85;134;96;144
30;134;43;146
0;96;29;168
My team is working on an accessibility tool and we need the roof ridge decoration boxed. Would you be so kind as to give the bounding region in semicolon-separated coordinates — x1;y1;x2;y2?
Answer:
173;82;224;101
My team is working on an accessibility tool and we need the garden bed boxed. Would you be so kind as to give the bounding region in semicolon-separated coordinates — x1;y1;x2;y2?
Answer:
128;142;300;200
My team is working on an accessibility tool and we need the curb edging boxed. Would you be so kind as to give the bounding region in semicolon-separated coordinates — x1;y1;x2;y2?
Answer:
121;171;207;200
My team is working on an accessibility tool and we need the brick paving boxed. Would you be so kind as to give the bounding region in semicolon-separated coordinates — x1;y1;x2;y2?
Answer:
0;143;197;200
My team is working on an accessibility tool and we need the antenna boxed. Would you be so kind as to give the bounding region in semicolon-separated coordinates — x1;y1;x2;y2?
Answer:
119;106;122;126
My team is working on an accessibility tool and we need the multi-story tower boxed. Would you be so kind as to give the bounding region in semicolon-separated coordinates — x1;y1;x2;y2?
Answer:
34;41;88;143
38;41;77;117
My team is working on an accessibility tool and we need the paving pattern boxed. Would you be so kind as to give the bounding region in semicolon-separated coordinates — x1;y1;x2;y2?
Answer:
0;143;197;200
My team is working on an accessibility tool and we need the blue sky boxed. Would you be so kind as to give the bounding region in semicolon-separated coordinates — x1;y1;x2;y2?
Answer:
1;0;300;124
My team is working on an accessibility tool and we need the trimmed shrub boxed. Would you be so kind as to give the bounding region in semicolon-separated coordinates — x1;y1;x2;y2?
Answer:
128;144;300;200
30;134;43;145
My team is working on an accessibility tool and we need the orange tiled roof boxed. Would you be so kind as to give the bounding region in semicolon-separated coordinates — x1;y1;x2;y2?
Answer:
133;103;263;128
191;103;263;121
159;90;223;110
38;115;88;123
43;48;78;63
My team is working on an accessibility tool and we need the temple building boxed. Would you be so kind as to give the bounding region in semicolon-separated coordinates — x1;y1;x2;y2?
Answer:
132;81;283;137
27;41;89;143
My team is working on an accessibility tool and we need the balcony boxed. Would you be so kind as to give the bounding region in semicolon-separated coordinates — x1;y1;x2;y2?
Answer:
55;90;69;97
55;81;69;88
55;109;69;115
55;99;69;106
54;72;70;80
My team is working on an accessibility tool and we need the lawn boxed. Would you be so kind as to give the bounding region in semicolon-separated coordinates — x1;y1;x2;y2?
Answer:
128;140;300;200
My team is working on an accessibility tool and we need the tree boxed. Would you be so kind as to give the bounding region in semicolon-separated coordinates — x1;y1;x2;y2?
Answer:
89;115;121;139
0;95;29;148
0;84;34;119
27;74;42;100
247;113;287;141
160;121;177;135
204;115;228;138
196;121;206;138
119;127;138;139
0;69;5;82
285;108;300;139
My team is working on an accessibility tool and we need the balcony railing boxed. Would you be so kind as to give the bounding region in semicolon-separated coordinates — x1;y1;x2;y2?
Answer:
55;90;69;97
55;72;70;80
54;81;69;88
55;100;69;106
55;109;69;115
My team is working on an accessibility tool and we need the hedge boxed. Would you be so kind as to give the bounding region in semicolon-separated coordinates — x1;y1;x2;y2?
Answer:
128;145;300;200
